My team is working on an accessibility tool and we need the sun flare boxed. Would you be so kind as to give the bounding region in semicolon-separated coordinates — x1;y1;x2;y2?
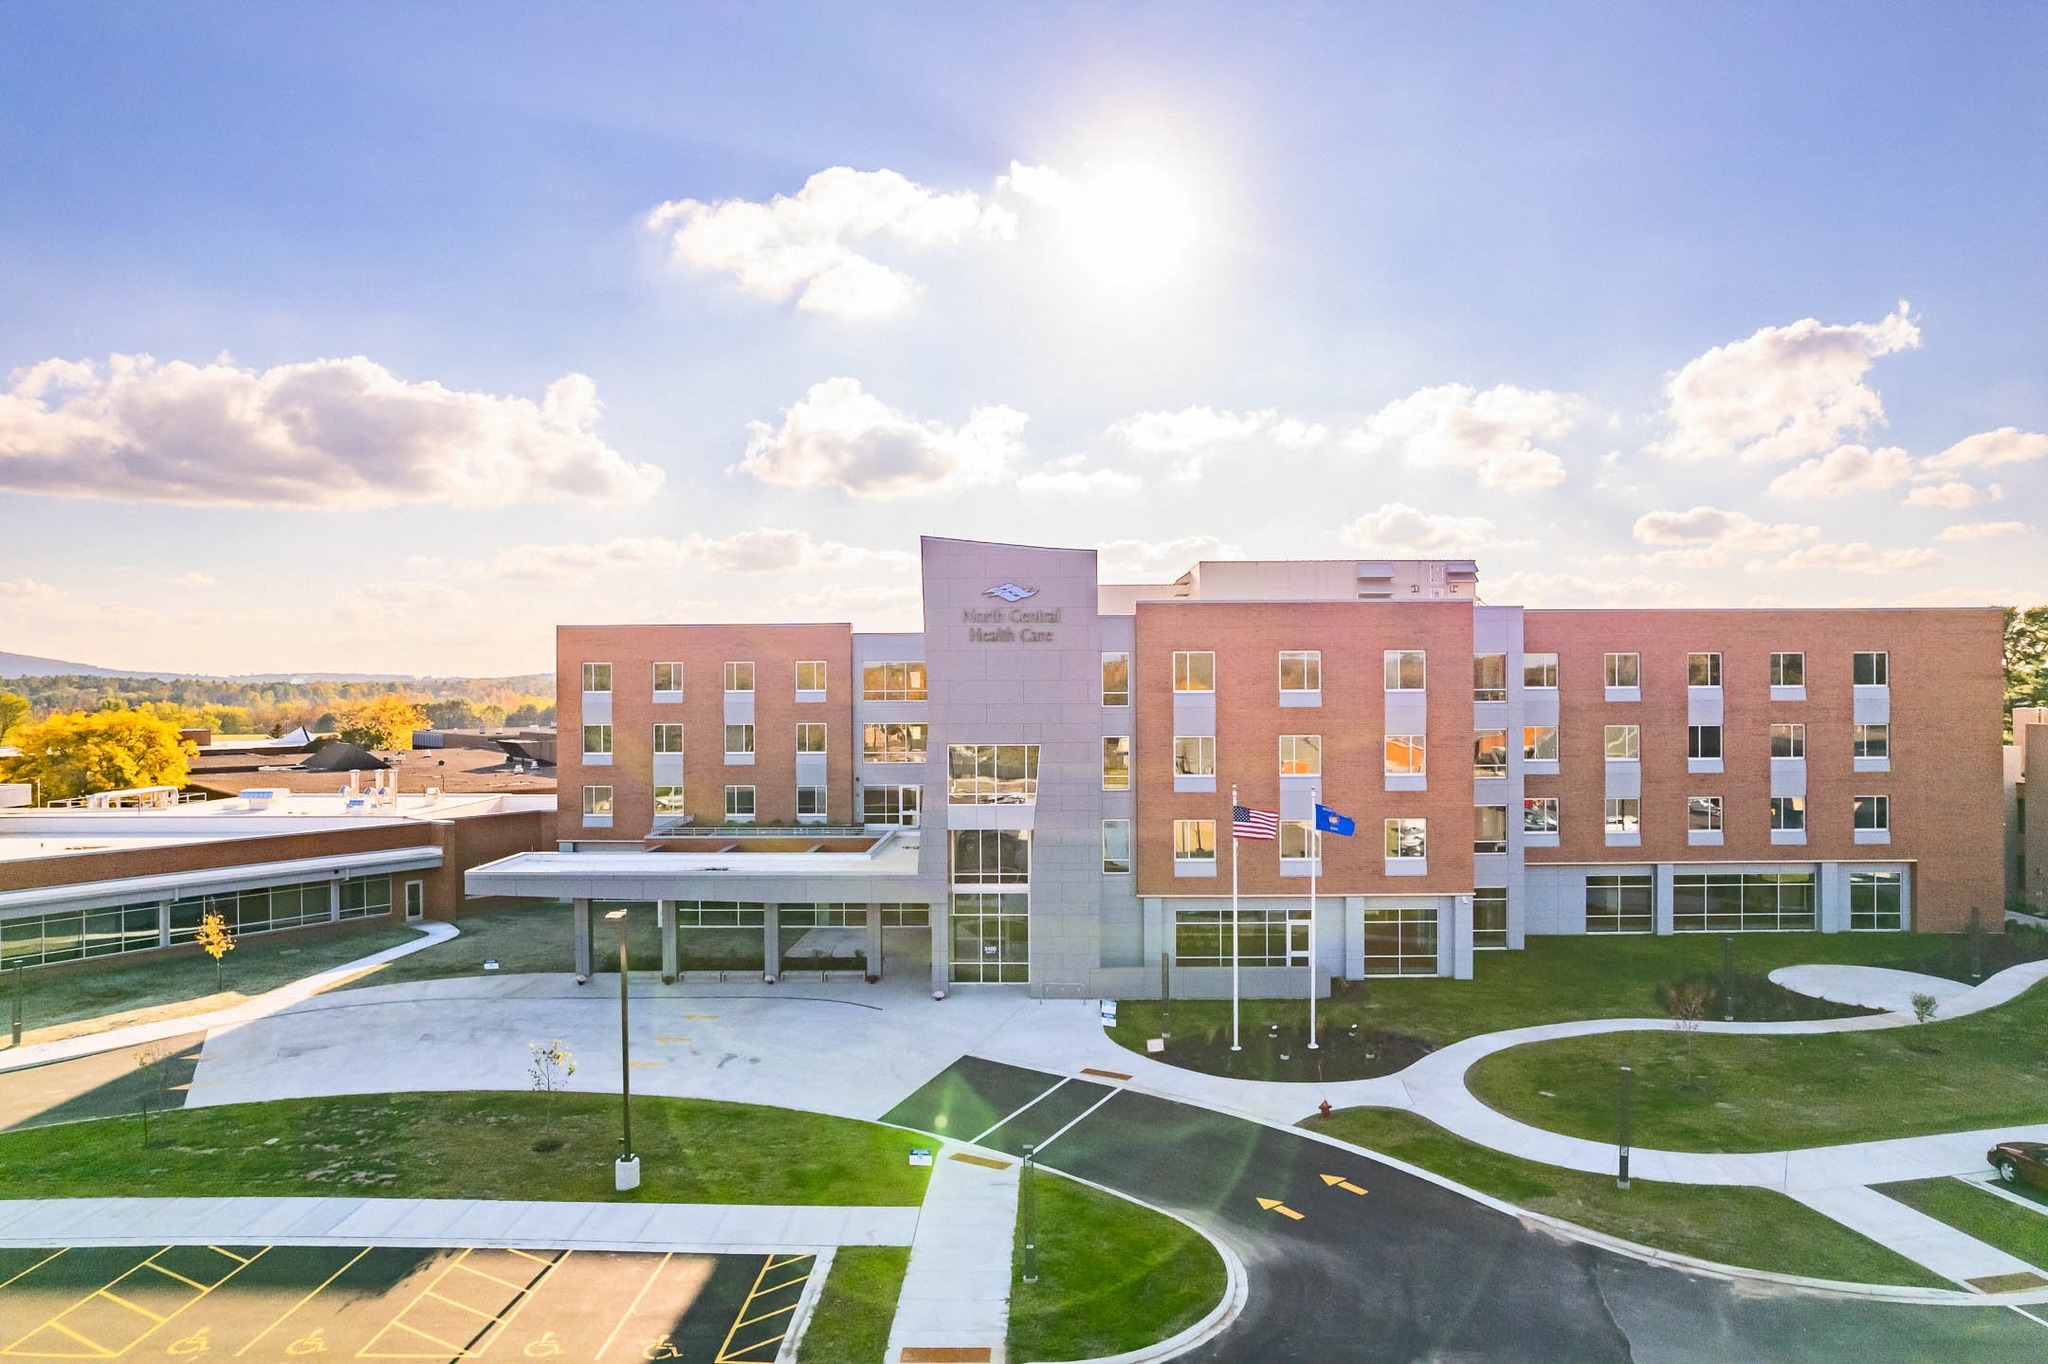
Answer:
1065;164;1199;289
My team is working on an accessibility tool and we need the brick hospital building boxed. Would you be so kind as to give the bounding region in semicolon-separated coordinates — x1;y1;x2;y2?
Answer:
467;537;2006;998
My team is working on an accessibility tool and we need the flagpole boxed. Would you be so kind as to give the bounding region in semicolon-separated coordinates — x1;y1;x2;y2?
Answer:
1229;784;1241;1053
1308;785;1319;1050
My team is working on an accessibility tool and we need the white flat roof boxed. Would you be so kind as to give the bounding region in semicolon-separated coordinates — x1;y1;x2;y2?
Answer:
467;831;921;900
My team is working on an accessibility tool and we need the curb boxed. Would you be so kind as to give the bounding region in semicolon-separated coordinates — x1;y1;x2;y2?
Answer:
1287;1122;2048;1308
1009;1163;1248;1364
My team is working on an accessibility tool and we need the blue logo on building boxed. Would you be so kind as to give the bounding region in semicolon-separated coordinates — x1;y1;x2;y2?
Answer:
984;582;1038;602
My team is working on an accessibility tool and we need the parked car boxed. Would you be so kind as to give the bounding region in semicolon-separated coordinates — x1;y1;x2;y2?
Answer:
1986;1141;2048;1190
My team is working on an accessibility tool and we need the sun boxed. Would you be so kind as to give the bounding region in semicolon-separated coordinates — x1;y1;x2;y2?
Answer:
1065;164;1199;289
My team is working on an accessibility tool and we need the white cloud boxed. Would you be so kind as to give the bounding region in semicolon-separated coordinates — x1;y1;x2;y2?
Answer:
1921;426;2048;471
1095;536;1247;579
1631;505;1818;566
473;529;913;582
1485;570;1701;608
166;571;217;589
1106;406;1328;481
1902;480;1990;509
1758;542;1943;574
0;354;662;508
1765;443;1913;498
645;167;1018;321
1349;384;1579;490
736;377;1026;499
0;577;64;607
1340;502;1505;556
1652;303;1920;463
1935;520;2033;542
1016;454;1141;495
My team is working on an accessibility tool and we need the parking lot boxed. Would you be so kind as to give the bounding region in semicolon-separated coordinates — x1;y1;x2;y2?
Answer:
0;1242;811;1362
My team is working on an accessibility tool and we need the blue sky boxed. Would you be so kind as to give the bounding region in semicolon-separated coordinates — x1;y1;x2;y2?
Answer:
1;3;2042;675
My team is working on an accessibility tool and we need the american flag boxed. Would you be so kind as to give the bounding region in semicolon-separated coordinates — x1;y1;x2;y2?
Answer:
1232;804;1279;840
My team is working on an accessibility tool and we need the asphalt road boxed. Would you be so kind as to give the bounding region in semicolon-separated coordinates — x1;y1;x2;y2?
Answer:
886;1058;2048;1363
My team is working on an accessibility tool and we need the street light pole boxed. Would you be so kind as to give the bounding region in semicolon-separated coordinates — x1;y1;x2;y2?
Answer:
605;906;639;1191
1021;1142;1038;1284
1616;1064;1634;1191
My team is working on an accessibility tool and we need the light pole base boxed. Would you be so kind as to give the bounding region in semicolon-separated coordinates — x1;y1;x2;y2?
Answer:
615;1156;641;1191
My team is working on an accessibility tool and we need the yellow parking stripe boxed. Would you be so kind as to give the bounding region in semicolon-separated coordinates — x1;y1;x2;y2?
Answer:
594;1251;671;1361
0;1249;67;1292
93;1289;165;1321
233;1246;371;1357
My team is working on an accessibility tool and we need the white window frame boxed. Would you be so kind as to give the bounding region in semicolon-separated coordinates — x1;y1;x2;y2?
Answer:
1383;818;1427;861
1173;818;1216;864
796;722;827;754
1102;736;1131;790
1604;724;1640;761
1383;650;1426;691
1172;651;1215;693
582;723;613;759
1174;734;1217;777
795;659;827;694
653;723;684;755
1687;651;1722;688
1102;653;1131;706
1604;652;1640;689
1278;650;1322;694
1102;819;1133;874
1523;653;1559;689
1854;651;1889;686
1279;733;1322;777
1383;733;1425;776
724;661;755;694
725;785;756;824
1523;725;1559;763
581;662;612;693
724;723;756;760
652;661;684;698
1770;723;1805;760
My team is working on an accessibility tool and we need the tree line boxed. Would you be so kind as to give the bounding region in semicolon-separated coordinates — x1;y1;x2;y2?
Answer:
0;674;554;741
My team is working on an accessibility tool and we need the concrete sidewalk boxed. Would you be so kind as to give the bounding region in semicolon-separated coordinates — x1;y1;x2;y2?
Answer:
887;1146;1021;1364
0;921;457;1076
0;1194;918;1253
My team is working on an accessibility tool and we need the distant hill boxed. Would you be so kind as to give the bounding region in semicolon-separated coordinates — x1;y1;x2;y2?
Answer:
0;651;547;685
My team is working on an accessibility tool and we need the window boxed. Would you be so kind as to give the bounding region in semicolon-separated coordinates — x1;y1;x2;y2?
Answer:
1688;652;1722;687
1474;888;1509;950
796;722;826;753
1688;725;1722;760
947;744;1040;804
1854;651;1889;686
1587;875;1653;934
862;662;927;701
1280;820;1321;861
723;724;755;757
1855;724;1890;759
666;901;765;928
1674;871;1815;932
653;662;683;695
862;723;927;763
1102;819;1132;874
1280;733;1322;776
653;723;684;754
1173;651;1214;692
1770;723;1804;759
582;784;613;817
1524;653;1559;688
951;828;1031;883
1363;905;1437;975
795;660;827;692
1102;653;1130;706
1102;736;1131;789
1475;805;1508;854
1523;726;1558;762
1854;794;1891;832
582;662;612;693
1384;650;1426;690
1689;795;1723;831
1771;795;1805;831
1605;724;1640;760
337;877;391;921
724;661;754;693
1279;650;1321;692
1174;819;1217;863
654;784;685;815
1384;734;1425;776
1604;798;1641;834
862;785;920;826
1474;729;1508;776
582;723;613;756
1473;653;1507;702
1605;652;1640;688
1770;652;1804;687
797;785;827;820
1385;818;1427;860
1176;908;1293;967
724;785;755;822
1850;871;1904;930
1523;797;1559;833
1174;735;1217;776
950;892;1028;983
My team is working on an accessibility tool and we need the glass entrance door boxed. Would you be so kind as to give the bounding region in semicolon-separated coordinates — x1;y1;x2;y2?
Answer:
1288;917;1310;966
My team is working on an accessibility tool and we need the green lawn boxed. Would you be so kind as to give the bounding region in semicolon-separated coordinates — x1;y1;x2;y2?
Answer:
339;902;576;986
1007;1173;1226;1362
1876;1178;2048;1270
0;1092;933;1206
1107;932;1956;1080
1304;1107;1945;1288
798;1246;910;1364
1465;973;2048;1152
5;920;421;1044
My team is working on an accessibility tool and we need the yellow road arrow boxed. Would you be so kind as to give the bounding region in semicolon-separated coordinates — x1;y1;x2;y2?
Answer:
681;1013;719;1020
1321;1174;1368;1196
655;1036;694;1044
1257;1197;1305;1221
